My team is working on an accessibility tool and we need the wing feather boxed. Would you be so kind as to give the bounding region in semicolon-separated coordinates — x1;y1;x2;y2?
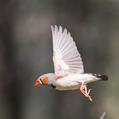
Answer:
51;25;84;76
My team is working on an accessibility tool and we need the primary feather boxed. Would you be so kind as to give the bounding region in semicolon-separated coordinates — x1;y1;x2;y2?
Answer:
51;25;84;77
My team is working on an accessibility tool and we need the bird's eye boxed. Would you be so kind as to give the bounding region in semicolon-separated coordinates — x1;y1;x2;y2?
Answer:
41;76;48;85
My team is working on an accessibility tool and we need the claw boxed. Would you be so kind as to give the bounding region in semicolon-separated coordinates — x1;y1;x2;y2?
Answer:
88;96;92;102
80;83;92;102
87;89;91;95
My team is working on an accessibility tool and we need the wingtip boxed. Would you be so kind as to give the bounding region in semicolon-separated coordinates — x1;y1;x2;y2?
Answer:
51;25;54;30
55;25;58;31
51;25;60;33
51;25;63;31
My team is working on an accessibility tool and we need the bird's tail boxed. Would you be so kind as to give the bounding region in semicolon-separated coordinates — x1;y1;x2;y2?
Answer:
92;74;108;81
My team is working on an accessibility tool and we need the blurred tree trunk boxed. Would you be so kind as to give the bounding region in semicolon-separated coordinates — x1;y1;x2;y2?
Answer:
0;0;21;119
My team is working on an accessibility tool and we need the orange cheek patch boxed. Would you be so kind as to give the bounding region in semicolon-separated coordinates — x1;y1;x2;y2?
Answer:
34;80;39;88
42;77;48;85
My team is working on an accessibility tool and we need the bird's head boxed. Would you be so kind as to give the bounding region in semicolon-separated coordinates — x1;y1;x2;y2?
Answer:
34;73;56;88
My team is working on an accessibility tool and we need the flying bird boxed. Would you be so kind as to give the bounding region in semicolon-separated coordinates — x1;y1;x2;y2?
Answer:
34;25;108;101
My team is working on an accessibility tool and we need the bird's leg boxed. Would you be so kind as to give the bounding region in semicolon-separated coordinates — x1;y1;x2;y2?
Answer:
80;83;92;102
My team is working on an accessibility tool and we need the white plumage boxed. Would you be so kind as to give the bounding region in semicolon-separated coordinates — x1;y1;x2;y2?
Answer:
51;25;84;76
34;25;108;102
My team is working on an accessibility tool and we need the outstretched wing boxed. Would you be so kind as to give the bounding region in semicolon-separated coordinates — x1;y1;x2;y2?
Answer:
51;25;84;77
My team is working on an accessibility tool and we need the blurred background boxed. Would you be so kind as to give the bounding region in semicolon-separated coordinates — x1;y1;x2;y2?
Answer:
0;0;119;119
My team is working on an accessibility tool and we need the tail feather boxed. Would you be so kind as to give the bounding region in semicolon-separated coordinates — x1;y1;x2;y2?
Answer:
93;74;108;81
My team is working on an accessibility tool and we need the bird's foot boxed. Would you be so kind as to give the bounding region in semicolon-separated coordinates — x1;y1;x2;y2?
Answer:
80;83;92;102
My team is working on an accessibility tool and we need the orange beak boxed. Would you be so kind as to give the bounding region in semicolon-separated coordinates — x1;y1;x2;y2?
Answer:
34;80;40;88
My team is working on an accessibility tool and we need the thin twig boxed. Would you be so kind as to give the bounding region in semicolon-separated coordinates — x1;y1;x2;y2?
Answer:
100;112;106;119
